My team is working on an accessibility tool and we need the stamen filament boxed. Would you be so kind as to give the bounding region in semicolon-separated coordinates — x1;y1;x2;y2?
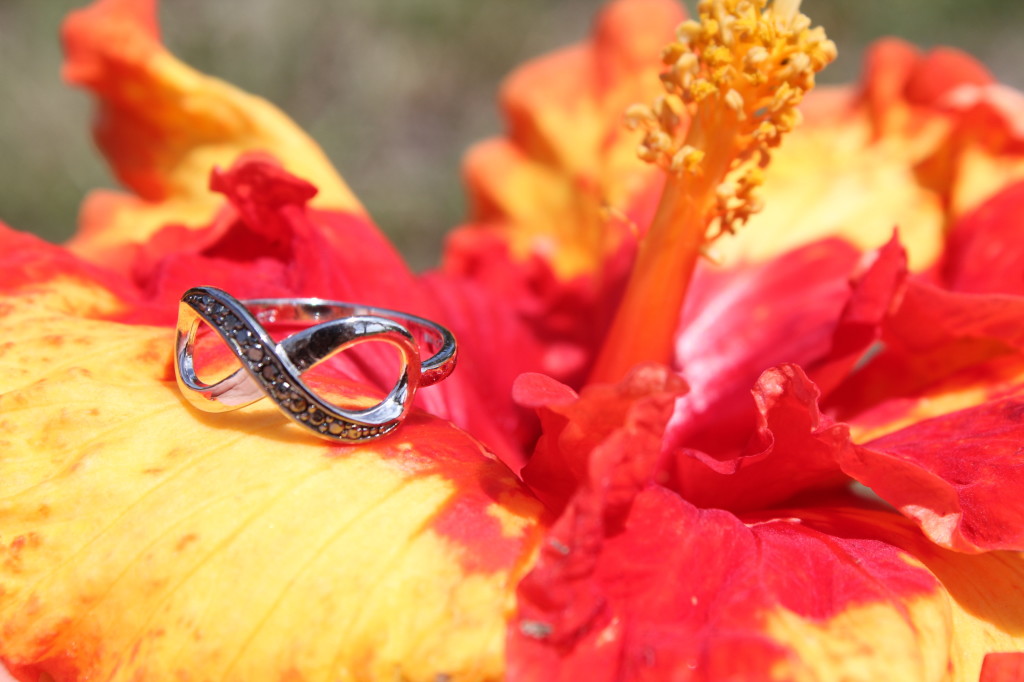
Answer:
590;0;835;383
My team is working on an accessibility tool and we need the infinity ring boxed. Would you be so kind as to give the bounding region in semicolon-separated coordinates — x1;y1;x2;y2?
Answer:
174;286;457;442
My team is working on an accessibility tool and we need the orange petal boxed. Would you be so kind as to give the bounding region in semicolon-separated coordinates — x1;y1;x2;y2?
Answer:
62;0;363;262
446;0;682;282
0;291;543;680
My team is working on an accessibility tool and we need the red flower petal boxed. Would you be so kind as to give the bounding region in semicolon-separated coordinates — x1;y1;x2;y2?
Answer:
665;237;905;487
942;181;1024;296
842;396;1024;552
510;481;1024;681
982;653;1024;682
670;239;863;455
830;278;1024;429
421;273;550;467
439;0;682;386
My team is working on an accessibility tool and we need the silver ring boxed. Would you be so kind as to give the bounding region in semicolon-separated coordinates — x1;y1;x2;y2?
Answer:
174;286;457;442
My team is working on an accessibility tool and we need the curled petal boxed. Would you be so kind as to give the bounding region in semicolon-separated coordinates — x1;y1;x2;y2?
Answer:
119;156;415;319
667;363;850;513
671;238;898;453
664;238;906;511
902;47;993;107
831;276;1024;437
62;0;363;260
517;364;687;515
807;234;908;395
0;297;542;681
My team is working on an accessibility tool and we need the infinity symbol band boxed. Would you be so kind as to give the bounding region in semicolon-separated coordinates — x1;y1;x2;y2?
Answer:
174;287;457;442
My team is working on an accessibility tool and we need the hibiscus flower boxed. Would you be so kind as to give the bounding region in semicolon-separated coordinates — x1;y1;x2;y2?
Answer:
2;0;1024;681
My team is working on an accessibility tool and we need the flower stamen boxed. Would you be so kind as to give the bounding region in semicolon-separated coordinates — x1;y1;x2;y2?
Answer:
591;0;835;382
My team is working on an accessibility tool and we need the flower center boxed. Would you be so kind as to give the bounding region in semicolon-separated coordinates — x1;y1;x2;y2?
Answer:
590;0;836;383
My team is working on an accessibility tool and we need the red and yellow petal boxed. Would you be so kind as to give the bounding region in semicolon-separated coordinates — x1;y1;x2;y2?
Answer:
0;292;543;681
512;483;1024;682
786;504;1024;680
0;228;122;306
831;278;1024;436
62;0;363;262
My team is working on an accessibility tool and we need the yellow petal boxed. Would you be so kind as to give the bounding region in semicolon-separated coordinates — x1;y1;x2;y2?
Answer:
714;97;947;271
782;504;1024;682
714;42;1024;272
61;0;364;262
0;290;543;681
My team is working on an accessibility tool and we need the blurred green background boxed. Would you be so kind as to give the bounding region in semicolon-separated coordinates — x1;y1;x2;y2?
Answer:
2;0;1023;269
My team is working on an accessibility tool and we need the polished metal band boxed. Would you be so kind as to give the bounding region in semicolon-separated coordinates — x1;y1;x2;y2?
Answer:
174;286;457;442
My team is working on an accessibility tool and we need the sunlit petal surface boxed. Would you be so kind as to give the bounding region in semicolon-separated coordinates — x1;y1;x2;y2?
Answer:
0;282;543;680
715;40;1024;271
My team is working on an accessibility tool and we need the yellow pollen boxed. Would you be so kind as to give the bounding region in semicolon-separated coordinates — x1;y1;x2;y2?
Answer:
629;0;836;239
